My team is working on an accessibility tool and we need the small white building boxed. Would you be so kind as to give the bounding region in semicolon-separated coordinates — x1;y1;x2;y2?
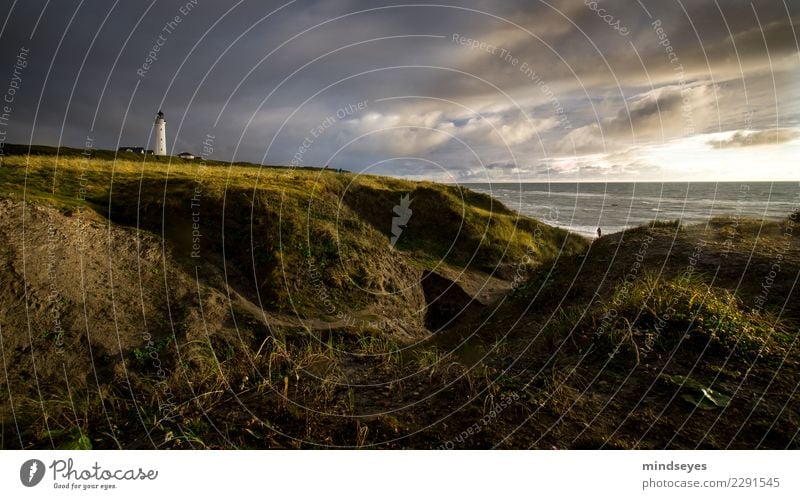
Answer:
177;152;195;160
154;111;167;156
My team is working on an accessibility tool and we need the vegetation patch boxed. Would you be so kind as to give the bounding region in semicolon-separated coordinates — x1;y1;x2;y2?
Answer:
586;273;792;363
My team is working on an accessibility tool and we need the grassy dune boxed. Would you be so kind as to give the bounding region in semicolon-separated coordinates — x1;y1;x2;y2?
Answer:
1;150;583;318
0;147;798;449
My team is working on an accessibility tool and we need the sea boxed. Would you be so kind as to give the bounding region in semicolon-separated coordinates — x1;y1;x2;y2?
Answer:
465;182;800;238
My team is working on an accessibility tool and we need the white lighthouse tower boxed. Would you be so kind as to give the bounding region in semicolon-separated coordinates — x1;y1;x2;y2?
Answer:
154;110;167;156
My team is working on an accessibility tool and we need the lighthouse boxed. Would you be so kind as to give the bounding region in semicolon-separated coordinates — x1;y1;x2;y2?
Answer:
154;110;167;156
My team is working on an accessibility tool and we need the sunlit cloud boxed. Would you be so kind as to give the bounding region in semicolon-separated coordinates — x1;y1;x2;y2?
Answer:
1;0;797;181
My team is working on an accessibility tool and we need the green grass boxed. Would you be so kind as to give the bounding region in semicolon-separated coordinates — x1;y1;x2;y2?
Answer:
588;273;791;362
648;219;682;229
0;147;586;317
0;145;592;449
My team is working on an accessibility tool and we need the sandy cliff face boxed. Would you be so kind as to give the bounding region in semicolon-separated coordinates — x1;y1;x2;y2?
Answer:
0;200;232;428
0;197;455;446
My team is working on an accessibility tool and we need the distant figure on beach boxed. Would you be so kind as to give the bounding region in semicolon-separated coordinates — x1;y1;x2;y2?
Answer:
596;227;602;238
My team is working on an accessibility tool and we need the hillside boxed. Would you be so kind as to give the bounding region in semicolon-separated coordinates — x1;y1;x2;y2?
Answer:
0;147;797;449
0;147;584;448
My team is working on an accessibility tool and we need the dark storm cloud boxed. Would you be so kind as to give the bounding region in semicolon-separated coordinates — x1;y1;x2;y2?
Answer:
0;0;797;180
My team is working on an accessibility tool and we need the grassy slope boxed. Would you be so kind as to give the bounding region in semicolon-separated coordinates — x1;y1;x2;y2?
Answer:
0;150;583;319
0;148;587;448
435;220;800;448
0;147;797;449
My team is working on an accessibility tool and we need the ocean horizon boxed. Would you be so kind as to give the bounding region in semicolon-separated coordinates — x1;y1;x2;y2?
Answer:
466;181;800;238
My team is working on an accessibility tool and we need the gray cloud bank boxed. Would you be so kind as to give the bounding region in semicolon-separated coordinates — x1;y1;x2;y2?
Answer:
0;0;797;181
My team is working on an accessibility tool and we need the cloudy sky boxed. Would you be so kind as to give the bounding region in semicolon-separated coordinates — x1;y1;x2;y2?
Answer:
1;0;798;181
